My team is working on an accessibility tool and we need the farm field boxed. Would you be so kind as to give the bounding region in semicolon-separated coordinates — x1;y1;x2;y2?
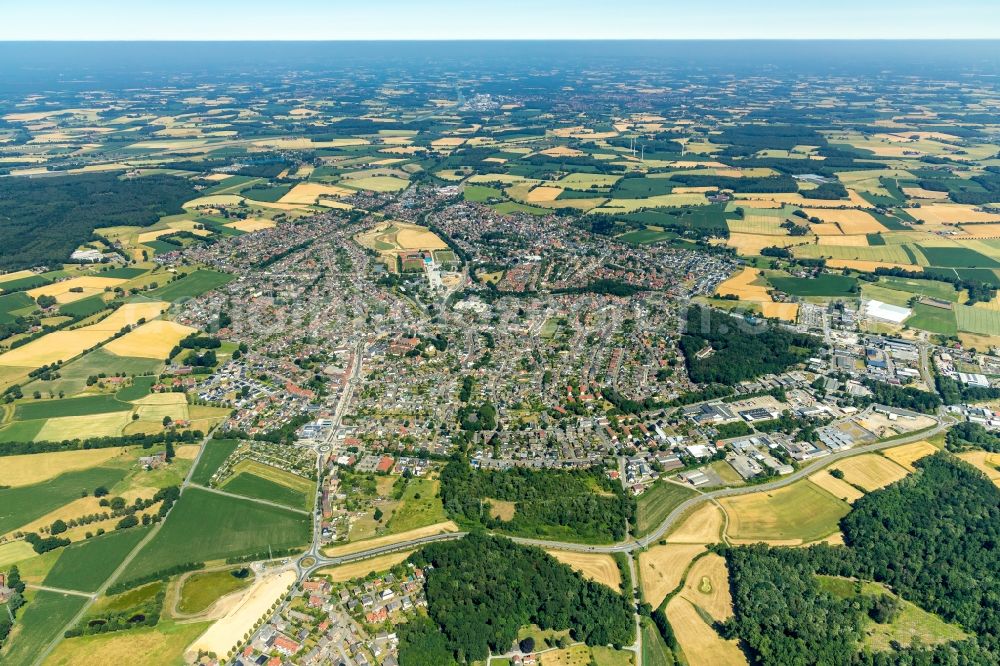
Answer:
666;590;745;666
189;439;238;485
666;502;725;544
318;550;415;583
104;320;196;359
0;591;88;665
42;618;211;666
544;550;621;590
719;480;850;544
0;466;127;534
0;448;127;487
639;544;707;608
43;527;151;593
220;465;312;511
117;487;310;587
146;270;233;302
830;454;910;491
635;481;698;537
881;441;939;470
641;617;674;666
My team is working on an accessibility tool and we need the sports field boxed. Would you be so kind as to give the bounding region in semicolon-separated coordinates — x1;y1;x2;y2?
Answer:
118;487;309;587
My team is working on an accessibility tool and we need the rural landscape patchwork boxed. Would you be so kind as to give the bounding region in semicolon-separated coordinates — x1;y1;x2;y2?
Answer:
1;28;1000;666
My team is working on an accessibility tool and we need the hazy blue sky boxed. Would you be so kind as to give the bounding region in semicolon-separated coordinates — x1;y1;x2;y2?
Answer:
3;0;1000;40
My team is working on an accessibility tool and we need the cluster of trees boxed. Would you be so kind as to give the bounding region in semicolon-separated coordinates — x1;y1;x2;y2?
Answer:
553;279;647;297
0;173;198;270
0;429;204;458
680;305;821;384
439;458;634;542
857;378;942;414
935;374;1000;405
669;173;799;193
65;586;165;637
720;454;1000;663
457;402;496;432
399;534;634;664
0;566;25;648
946;422;1000;453
799;181;849;199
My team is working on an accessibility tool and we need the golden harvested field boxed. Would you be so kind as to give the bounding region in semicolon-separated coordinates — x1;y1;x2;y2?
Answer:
679;554;734;622
183;194;244;209
639;544;706;607
525;185;564;202
104;319;196;359
957;223;1000;239
666;596;747;666
27;276;125;304
278;182;354;205
726;217;788;236
803;209;887;234
36;411;134;442
957;451;1000;488
201;173;232;181
225;218;275;232
0;301;168;368
716;268;770;300
902;186;947;199
0;270;38;284
397;227;448;251
811;223;845;236
486;498;516;521
323;521;459;557
736;189;872;208
818;234;869;247
808;471;865;503
0;448;128;487
318;550;415;582
882;441;939;471
832;454;910;491
667;502;725;544
760;302;799;321
431;137;467;148
344;175;410;192
540;146;584;157
545;550;622;591
909;204;1000;225
724;233;813;255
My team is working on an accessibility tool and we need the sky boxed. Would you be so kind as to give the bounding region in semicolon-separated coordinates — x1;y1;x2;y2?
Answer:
2;0;1000;40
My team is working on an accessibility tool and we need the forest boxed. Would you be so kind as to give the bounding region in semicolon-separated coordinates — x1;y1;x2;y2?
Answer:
400;534;634;664
439;458;634;542
680;305;821;384
0;172;198;270
721;453;1000;664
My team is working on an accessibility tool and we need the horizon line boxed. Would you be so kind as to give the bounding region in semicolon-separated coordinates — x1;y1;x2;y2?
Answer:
3;38;1000;43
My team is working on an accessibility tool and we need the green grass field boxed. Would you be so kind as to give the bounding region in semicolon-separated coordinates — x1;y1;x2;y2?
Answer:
386;478;447;534
917;245;1000;268
57;295;108;319
189;439;238;485
610;177;675;198
14;394;131;420
96;267;148;280
0;466;128;534
617;227;677;244
241;184;292;203
0;590;88;665
955;304;1000;336
43;527;151;593
905;303;957;336
492;202;549;216
177;567;254;615
23;348;162;398
221;472;309;511
768;274;859;297
880;277;957;301
722;481;849;543
640;617;674;666
146;269;233;302
0;292;35;320
0;419;45;443
0;274;51;293
635;482;698;537
118;487;309;586
114;375;156;402
463;185;503;202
